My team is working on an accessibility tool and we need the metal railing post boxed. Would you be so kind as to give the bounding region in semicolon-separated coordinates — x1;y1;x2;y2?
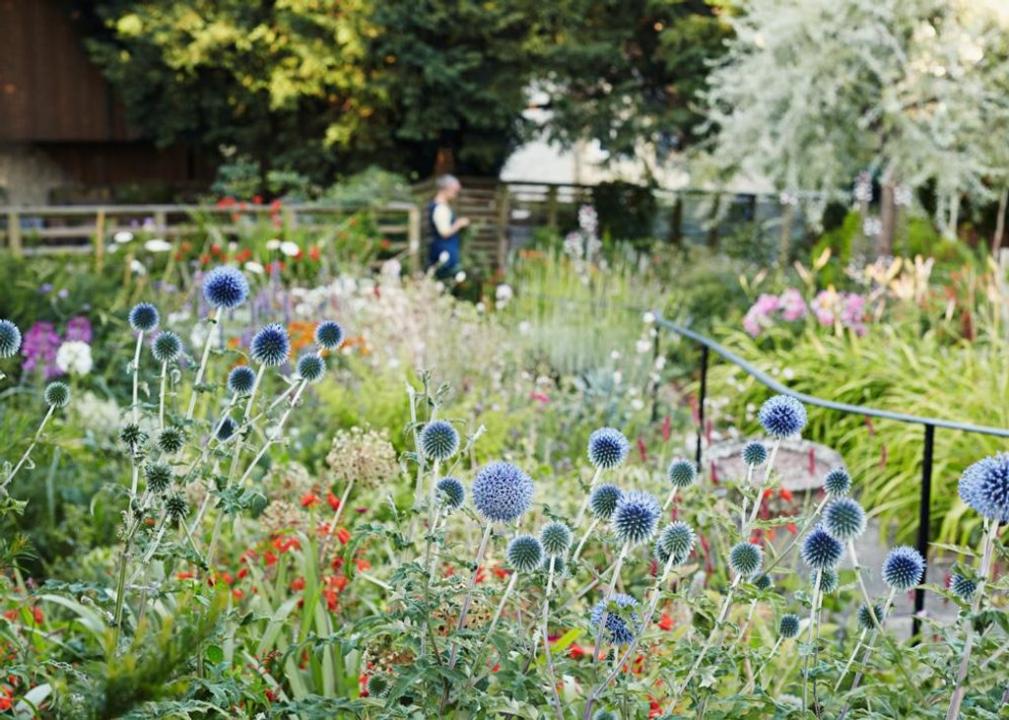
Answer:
913;423;934;640
696;345;709;469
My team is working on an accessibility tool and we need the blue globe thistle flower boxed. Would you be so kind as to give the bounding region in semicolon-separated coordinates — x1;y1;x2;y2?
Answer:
157;427;185;455
202;266;249;309
589;484;622;521
758;395;807;438
590;593;640;645
950;573;976;602
959;453;1009;522
128;303;159;333
145;462;173;493
152;331;182;363
296;353;326;383
612;490;660;546
420;420;459;461
435;476;465;510
587;427;630;470
227;366;257;395
754;574;773;591
813;568;839;594
593;712;617;720
216;416;236;442
165;495;188;521
472;461;534;524
250;324;290;366
0;319;22;358
823;466;852;496
543;555;566;575
729;542;763;578
540;521;572;556
507;534;544;573
120;423;146;451
315;320;344;350
742;440;769;467
823;498;866;541
882;546;925;591
44;381;70;408
656;521;696;564
857;603;885;632
801;527;843;570
778;613;800;639
366;674;390;698
667;458;698;488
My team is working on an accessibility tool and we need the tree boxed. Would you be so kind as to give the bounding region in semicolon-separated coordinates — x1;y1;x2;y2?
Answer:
702;0;1009;249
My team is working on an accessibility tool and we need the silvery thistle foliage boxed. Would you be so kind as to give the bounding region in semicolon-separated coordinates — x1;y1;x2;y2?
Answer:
471;461;534;524
758;394;807;438
822;498;866;541
823;466;852;497
540;521;572;556
801;527;843;570
958;453;1009;522
778;613;801;639
611;491;660;545
507;535;544;573
420;420;460;461
227;366;257;395
589;484;622;520
666;458;698;488
742;440;768;467
202;266;249;309
587;427;630;470
590;593;640;645
128;303;160;333
314;320;345;350
857;603;886;632
0;319;23;358
250;324;290;367
44;381;71;408
435;477;465;510
882;546;925;591
729;541;763;578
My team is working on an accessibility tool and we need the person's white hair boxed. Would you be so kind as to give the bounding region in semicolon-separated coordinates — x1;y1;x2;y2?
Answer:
436;174;460;191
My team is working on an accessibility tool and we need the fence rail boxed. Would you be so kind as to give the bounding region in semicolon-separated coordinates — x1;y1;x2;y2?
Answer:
653;312;1009;639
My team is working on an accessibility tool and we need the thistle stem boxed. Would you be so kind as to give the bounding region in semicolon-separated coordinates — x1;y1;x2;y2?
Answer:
662;486;678;512
575;467;603;527
3;405;55;490
674;574;741;701
803;569;824;711
571;517;599;563
158;360;168;429
131;331;144;422
834;628;868;692
185;307;222;420
467;572;518;684
541;566;564;720
447;523;493;669
590;542;629;665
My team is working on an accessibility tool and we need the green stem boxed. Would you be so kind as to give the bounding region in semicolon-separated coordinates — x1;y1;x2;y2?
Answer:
185;306;222;420
3;405;55;490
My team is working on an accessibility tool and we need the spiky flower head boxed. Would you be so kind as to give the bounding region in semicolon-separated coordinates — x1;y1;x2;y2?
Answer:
666;458;698;488
120;423;146;451
758;394;807;438
951;573;976;602
540;521;572;556
754;574;773;591
227;366;257;395
152;331;182;363
420;420;459;461
250;324;290;366
823;498;866;541
0;319;22;358
314;320;344;350
366;674;390;698
165;495;188;521
202;266;249;309
959;453;1009;522
593;712;617;720
44;381;70;408
296;353;326;383
472;461;534;523
801;527;843;570
435;477;465;510
590;593;640;645
882;546;925;591
813;568;839;594
612;490;660;546
145;462;173;493
128;302;159;333
157;427;185;454
507;534;544;573
742;440;768;467
857;603;885;632
729;542;763;578
823;467;852;497
543;555;565;575
656;521;696;565
588;427;630;470
589;483;622;520
778;613;800;639
216;416;236;441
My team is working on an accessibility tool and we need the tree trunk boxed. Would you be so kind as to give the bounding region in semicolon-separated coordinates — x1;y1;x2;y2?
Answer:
992;187;1008;254
434;147;455;176
878;182;895;257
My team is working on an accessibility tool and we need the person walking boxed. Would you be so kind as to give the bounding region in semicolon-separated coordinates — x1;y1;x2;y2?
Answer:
427;174;470;276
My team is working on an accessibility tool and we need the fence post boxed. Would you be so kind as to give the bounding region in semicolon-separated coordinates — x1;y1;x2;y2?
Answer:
912;423;934;640
546;185;558;230
496;185;510;270
94;208;106;271
695;345;709;469
7;209;22;258
407;204;421;274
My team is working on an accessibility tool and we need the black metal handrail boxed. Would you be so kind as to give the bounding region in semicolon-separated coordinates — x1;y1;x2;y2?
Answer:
653;312;1009;639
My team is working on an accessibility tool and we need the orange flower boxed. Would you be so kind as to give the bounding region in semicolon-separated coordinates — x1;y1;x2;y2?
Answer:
287;320;318;355
658;612;674;631
337;527;351;545
327;491;341;511
356;558;371;572
300;492;320;508
290;577;305;592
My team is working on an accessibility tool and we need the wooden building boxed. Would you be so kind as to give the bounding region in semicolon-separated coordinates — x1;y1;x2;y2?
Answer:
0;0;211;204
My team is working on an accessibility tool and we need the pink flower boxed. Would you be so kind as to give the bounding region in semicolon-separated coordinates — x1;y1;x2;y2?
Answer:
811;291;836;326
778;289;807;321
65;316;93;343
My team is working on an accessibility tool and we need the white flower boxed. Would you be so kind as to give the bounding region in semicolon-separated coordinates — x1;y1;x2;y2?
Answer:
642;311;656;324
476;302;486;314
454;271;466;283
56;340;93;376
381;259;402;277
654;356;666;370
518;320;531;335
438;251;450;265
612;370;623;385
280;241;300;257
495;284;514;302
244;261;265;275
636;339;652;354
610;350;621;361
783;367;796;380
130;259;147;275
631;398;645;411
144;239;171;253
114;231;134;244
73;391;120;435
266;238;282;251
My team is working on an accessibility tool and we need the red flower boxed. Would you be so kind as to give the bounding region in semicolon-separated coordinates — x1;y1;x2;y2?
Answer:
290;577;305;592
569;643;586;660
658;612;674;631
661;415;671;442
786;522;798;535
264;551;278;567
235;248;253;262
300;492;320;509
327;491;341;511
232;588;245;601
237;567;249;580
637;437;648;462
492;566;510;580
309;246;321;262
31;607;43;625
2;610;16;621
356;558;371;572
337;527;351;545
779;488;794;502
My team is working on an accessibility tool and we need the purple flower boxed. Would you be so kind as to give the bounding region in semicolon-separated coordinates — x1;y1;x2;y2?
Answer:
65;316;93;343
742;293;781;337
21;321;62;379
778;289;807;321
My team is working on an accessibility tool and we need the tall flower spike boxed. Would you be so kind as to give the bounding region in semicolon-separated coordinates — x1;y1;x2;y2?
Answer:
823;466;852;496
801;527;843;570
128;303;159;333
250;324;290;366
152;331;182;363
315;321;344;350
882;546;925;591
729;542;763;578
227;366;257;395
202;266;249;309
589;483;622;520
420;420;459;461
507;535;544;573
472;461;534;524
435;477;465;510
540;521;572;556
590;593;639;644
758;394;807;438
612;490;660;545
588;427;630;470
959;453;1009;522
666;458;698;488
0;319;22;358
823;498;866;541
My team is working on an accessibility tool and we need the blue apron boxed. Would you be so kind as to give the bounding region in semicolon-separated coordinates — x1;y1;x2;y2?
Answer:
427;201;460;274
